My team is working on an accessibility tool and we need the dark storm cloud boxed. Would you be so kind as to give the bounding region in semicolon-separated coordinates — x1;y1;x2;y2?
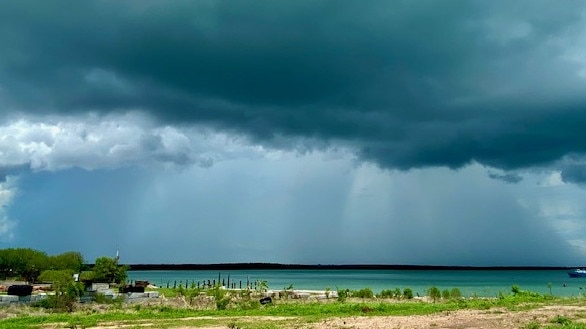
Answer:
487;171;523;184
1;0;586;171
560;165;586;185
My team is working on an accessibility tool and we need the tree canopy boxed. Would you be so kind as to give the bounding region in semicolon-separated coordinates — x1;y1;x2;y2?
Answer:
91;256;128;284
0;248;84;283
0;248;129;285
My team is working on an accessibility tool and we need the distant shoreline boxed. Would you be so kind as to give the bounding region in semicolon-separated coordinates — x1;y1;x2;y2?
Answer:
123;263;575;271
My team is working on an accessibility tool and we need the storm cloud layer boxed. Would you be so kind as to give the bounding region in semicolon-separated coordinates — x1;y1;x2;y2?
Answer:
2;1;586;173
1;1;586;265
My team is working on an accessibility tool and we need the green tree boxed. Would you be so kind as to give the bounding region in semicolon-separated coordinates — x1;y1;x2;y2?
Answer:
49;251;84;272
0;248;49;282
37;269;83;312
91;256;128;284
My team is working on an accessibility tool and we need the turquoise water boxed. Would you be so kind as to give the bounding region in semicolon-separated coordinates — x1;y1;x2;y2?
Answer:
128;269;586;297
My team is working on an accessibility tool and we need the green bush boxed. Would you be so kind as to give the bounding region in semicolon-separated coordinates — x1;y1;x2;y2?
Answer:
38;269;74;284
428;286;441;302
403;288;413;299
34;269;83;312
442;289;450;299
353;287;374;298
450;288;462;299
510;285;542;298
378;289;394;298
336;287;350;302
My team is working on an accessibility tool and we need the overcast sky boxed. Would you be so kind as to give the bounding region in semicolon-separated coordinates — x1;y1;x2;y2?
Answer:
1;0;586;266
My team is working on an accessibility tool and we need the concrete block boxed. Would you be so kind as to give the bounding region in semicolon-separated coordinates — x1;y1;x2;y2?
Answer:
145;291;159;298
18;296;31;302
29;295;46;303
0;295;19;303
92;283;110;292
101;289;115;296
126;292;146;299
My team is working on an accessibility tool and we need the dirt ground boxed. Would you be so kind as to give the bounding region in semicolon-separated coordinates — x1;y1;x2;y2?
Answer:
81;305;586;329
318;305;586;329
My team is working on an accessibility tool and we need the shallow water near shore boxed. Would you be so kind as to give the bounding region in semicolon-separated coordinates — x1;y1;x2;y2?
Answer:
128;269;586;297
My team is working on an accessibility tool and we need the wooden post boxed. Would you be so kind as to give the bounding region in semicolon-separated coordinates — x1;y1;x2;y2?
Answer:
173;281;177;289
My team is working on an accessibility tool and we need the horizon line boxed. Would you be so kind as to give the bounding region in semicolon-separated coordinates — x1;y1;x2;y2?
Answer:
109;263;578;271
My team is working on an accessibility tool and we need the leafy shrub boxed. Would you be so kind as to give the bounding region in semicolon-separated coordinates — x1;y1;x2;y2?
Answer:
393;288;402;298
353;287;374;298
442;289;450;299
378;289;394;298
450;288;462;299
428;286;441;302
38;269;74;284
510;285;542;298
34;269;83;312
403;288;413;299
336;287;350;302
33;287;81;312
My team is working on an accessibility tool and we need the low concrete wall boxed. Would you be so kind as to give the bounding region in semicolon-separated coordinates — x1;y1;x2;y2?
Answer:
0;291;160;306
0;294;47;305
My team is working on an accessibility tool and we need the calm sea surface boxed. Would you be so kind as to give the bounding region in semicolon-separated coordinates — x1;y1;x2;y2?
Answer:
128;269;586;297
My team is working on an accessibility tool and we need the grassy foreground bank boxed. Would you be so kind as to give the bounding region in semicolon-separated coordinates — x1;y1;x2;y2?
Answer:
1;287;586;329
